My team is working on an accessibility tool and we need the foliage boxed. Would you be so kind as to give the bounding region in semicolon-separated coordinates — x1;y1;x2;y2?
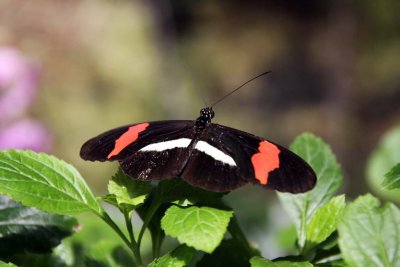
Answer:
0;195;77;258
367;124;400;202
382;163;400;190
161;205;233;253
250;257;312;267
277;133;343;251
0;150;102;215
0;261;17;267
0;131;399;266
338;194;400;267
148;245;195;267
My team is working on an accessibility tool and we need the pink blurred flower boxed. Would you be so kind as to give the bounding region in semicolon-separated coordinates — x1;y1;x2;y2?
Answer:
0;47;40;121
0;47;51;152
0;119;52;152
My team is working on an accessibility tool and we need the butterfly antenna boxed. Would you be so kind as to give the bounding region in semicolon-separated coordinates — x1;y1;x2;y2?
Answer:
210;71;272;108
200;93;209;107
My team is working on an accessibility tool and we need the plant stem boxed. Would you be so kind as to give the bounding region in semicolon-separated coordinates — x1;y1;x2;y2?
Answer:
137;200;160;254
152;232;163;258
123;209;143;264
123;209;137;246
299;199;309;252
99;211;144;267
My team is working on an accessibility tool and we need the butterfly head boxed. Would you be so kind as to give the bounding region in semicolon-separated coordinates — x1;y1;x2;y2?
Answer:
200;107;214;121
194;107;214;133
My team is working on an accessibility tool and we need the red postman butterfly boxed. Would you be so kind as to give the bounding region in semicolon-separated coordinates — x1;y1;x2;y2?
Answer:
80;73;316;193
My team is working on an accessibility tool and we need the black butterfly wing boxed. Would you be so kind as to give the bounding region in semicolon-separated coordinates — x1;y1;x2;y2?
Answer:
80;120;194;160
81;120;197;181
181;147;248;192
182;123;316;193
81;120;316;193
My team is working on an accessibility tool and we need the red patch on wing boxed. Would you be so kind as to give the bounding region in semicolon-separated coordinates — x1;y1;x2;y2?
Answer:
251;141;281;185
107;123;149;159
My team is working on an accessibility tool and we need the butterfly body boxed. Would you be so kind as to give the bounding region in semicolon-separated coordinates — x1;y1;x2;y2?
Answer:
80;107;316;193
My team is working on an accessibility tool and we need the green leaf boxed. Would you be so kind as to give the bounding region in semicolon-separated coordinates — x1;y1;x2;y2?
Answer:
367;124;400;202
277;133;343;248
0;195;78;257
107;168;151;208
101;193;119;207
197;239;255;267
250;256;313;267
305;195;345;250
0;261;17;267
316;260;347;267
4;239;81;267
338;194;400;267
85;240;136;267
382;163;400;190
0;150;102;215
148;245;195;267
325;264;346;267
135;179;226;254
161;205;233;253
307;232;342;266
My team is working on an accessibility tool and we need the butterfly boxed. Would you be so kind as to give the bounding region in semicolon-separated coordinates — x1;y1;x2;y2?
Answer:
80;72;316;193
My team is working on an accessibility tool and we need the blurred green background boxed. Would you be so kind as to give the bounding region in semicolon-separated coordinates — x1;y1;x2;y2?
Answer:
1;0;400;259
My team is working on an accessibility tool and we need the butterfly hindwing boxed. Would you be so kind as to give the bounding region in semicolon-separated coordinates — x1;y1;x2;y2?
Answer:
120;146;190;181
181;142;247;192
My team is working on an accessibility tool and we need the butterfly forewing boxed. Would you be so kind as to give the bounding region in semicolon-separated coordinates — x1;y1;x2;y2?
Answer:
80;120;194;161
